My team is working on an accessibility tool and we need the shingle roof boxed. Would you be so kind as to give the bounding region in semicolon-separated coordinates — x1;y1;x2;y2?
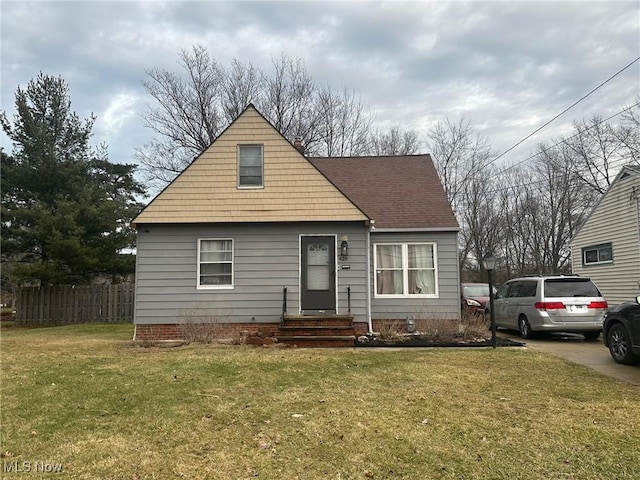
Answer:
310;155;459;230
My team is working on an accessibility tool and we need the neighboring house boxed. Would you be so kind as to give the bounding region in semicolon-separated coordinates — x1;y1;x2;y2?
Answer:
131;104;460;344
571;165;640;306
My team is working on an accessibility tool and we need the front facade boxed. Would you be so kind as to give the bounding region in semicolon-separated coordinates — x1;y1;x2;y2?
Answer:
571;166;640;306
133;105;460;342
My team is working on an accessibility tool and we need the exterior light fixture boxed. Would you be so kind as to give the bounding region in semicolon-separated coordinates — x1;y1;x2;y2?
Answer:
340;240;349;261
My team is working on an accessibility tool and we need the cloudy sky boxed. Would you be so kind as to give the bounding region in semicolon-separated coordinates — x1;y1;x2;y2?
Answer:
2;1;639;178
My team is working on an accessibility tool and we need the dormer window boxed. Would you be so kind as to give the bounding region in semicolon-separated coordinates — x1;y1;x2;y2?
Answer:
238;144;263;188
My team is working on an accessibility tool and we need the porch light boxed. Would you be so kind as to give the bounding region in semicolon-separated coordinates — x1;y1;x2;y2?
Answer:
340;240;349;261
482;255;497;349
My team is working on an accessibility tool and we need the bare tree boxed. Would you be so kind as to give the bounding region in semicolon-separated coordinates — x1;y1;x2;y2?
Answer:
222;58;262;122
500;143;598;276
139;47;392;186
458;165;504;275
369;126;421;156
426;116;493;213
258;54;318;149
564;116;628;194
313;85;372;156
618;97;640;165
137;45;226;187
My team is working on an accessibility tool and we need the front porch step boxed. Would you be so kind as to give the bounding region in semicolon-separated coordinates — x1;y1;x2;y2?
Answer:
281;314;354;327
276;335;356;348
278;314;356;347
278;325;355;337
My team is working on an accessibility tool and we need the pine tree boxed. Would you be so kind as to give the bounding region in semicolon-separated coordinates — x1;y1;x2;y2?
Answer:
1;73;145;286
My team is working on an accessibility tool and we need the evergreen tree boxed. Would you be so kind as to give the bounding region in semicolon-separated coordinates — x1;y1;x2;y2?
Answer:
1;73;145;286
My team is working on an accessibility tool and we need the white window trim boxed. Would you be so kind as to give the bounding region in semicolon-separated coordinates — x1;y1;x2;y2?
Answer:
237;144;264;189
373;242;439;298
197;238;234;290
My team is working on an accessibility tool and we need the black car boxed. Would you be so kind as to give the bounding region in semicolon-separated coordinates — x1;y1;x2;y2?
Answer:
603;296;640;365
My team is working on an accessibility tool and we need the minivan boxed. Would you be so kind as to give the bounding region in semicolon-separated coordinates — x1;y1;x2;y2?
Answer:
489;275;607;339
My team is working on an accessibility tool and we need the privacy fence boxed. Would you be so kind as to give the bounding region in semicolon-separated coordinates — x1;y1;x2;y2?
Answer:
14;284;134;326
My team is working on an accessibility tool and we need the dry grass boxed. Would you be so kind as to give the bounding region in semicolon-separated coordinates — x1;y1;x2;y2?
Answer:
1;323;639;479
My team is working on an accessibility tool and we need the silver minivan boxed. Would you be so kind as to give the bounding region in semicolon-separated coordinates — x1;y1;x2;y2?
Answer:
491;276;608;339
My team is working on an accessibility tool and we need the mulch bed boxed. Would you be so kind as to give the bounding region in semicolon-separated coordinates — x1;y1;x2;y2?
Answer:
355;337;525;348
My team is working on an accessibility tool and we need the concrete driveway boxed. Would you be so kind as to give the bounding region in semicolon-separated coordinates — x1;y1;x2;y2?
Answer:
498;330;640;386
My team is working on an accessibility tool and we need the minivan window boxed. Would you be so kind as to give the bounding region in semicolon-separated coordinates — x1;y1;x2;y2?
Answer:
519;281;537;297
495;283;510;299
544;279;601;297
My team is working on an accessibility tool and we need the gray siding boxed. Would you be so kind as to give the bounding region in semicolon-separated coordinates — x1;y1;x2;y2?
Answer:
135;222;368;325
571;171;640;306
370;231;461;320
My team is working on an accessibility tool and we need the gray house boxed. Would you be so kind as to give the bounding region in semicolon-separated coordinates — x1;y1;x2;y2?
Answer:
132;105;460;345
571;165;640;306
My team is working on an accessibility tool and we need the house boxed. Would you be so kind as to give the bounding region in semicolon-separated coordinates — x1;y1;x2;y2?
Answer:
131;104;460;345
571;165;640;306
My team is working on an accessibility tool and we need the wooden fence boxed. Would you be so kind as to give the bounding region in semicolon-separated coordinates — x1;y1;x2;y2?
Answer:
14;284;134;325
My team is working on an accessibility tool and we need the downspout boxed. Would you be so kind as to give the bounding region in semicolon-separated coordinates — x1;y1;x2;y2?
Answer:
634;186;640;293
366;221;374;334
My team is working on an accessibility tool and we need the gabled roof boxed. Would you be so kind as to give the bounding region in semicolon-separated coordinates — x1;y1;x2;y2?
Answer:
132;104;458;231
132;105;368;226
310;155;459;230
571;164;640;242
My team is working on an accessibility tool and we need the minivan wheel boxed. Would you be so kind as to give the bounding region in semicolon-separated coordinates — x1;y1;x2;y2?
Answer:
607;324;640;365
518;315;534;339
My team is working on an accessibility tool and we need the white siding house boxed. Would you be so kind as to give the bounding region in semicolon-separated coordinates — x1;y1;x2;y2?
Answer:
571;165;640;306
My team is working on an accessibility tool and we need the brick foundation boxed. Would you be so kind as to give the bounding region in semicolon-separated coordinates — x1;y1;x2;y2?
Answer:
134;322;280;342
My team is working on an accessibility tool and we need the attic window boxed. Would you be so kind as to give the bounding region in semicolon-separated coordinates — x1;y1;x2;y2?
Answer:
238;144;263;188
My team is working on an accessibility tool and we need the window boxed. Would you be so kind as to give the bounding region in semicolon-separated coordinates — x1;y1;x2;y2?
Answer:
238;144;263;188
506;281;537;298
582;243;613;266
198;239;233;288
374;243;438;297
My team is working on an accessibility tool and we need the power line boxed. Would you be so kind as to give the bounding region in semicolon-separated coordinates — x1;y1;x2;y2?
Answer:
484;157;634;195
484;56;640;169
496;101;640;175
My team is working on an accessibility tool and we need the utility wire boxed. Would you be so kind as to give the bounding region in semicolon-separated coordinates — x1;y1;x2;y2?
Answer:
484;157;633;195
477;102;640;195
484;56;640;169
496;101;640;175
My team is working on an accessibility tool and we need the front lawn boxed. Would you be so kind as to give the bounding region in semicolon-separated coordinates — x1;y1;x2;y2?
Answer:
1;324;638;479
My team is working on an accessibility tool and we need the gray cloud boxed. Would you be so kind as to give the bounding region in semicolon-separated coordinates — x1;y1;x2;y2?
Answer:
2;1;638;171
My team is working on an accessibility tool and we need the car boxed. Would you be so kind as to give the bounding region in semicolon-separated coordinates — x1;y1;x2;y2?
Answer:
603;296;640;365
489;275;607;339
461;282;492;315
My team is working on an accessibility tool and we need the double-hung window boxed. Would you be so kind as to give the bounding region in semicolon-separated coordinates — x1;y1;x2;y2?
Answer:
582;243;613;266
238;144;263;188
374;243;438;297
198;239;233;288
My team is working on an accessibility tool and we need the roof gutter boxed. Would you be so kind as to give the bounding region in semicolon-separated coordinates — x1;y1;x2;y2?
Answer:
371;227;460;233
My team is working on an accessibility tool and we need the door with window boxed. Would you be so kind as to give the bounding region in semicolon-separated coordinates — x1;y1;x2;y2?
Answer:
300;236;336;313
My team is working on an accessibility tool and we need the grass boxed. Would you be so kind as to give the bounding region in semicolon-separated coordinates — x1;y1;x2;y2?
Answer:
1;324;639;479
